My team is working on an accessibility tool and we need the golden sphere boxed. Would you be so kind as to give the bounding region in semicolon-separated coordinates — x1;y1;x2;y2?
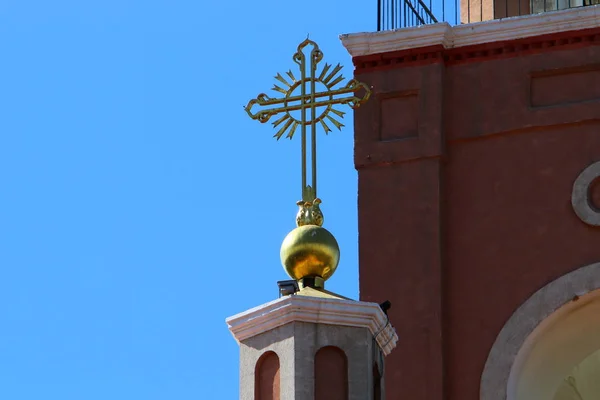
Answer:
280;225;340;281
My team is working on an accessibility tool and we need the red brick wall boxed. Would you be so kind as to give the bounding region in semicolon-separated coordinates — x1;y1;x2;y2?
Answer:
353;28;600;400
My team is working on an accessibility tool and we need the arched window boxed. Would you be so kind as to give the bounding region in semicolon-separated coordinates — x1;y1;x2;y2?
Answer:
315;346;348;400
480;262;600;400
255;351;280;400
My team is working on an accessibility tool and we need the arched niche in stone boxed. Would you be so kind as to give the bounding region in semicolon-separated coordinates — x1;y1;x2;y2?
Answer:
255;351;280;400
314;346;348;400
480;262;600;400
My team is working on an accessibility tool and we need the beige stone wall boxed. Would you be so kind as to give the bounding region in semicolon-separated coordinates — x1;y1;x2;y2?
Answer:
239;322;376;400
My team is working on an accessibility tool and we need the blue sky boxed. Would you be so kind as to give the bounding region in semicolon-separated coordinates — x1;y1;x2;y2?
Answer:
0;1;377;399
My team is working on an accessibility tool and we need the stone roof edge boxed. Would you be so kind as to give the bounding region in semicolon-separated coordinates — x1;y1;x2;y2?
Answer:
340;5;600;57
226;295;398;356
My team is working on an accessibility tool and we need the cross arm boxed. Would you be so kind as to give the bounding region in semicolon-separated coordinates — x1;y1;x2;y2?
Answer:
245;79;371;124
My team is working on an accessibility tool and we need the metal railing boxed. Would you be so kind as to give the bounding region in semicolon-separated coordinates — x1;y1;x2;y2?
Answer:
377;0;456;30
377;0;599;30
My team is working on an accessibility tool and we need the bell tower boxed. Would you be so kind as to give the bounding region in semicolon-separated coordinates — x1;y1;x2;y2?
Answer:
226;39;398;400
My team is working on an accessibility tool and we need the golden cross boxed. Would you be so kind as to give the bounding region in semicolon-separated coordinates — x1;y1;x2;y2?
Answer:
245;39;371;202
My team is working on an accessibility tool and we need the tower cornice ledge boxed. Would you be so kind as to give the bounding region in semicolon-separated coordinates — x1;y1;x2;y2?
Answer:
340;5;600;57
226;294;398;356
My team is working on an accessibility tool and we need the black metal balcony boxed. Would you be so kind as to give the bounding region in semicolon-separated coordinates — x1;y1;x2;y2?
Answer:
377;0;445;30
377;0;599;30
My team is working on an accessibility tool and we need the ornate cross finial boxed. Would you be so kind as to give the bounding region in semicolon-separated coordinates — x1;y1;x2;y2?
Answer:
245;39;371;204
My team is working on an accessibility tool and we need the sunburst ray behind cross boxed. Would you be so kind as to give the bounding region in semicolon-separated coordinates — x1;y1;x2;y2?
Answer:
267;63;348;141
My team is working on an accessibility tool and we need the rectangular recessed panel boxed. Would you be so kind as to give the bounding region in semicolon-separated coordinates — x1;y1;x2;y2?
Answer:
379;93;419;141
531;65;600;108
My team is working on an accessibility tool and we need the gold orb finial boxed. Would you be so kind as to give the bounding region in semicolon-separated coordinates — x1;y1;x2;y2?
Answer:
280;222;340;282
281;198;339;282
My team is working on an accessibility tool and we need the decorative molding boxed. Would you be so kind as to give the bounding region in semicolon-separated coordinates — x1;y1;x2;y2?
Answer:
340;5;600;58
350;31;600;72
226;295;398;356
572;161;600;226
480;262;600;400
340;23;452;59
